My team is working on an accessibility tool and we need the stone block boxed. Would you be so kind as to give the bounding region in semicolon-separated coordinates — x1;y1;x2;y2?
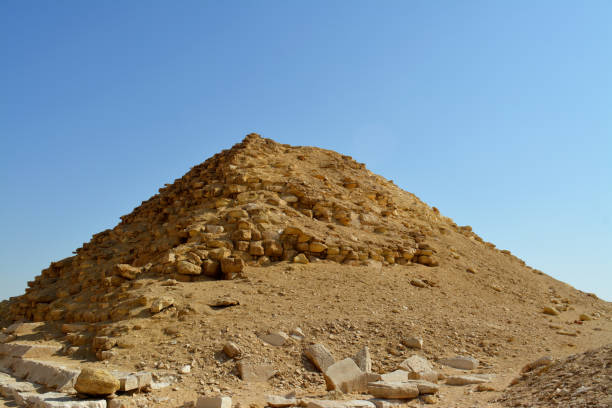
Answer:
439;356;479;370
237;362;277;382
352;346;371;372
366;381;419;399
323;358;367;393
196;396;232;408
304;343;335;373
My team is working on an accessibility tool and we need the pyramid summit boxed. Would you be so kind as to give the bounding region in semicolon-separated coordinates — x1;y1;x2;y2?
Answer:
0;133;610;408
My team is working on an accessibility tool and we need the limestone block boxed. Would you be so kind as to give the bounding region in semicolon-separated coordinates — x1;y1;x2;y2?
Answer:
307;400;375;408
366;381;419;399
262;331;289;346
445;375;490;385
439;356;479;370
380;370;409;382
323;358;367;393
114;264;141;280
398;355;433;374
352;346;372;372
267;395;297;407
220;257;245;279
197;396;232;408
402;337;423;349
237;362;277;382
304;343;335;373
176;261;201;275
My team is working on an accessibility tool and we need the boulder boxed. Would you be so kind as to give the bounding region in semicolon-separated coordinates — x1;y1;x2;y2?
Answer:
74;367;120;396
323;358;368;393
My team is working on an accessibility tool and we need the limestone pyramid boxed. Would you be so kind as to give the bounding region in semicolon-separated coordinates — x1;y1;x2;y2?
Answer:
3;132;481;324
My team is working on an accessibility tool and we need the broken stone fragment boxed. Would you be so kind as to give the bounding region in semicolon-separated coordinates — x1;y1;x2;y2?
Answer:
402;337;423;349
176;260;201;275
237;362;277;382
150;297;174;313
370;399;406;408
445;374;490;385
408;369;438;383
323;358;368;393
542;306;560;316
521;355;553;373
307;401;375;408
407;379;439;394
410;279;427;288
208;296;240;308
267;395;297;408
114;264;141;280
398;355;433;373
223;341;242;358
352;346;372;372
196;396;232;408
290;327;305;340
381;370;409;382
92;336;116;351
439;356;479;370
293;253;309;264
220;257;245;279
74;367;120;396
366;381;419;399
309;242;328;253
304;343;335;373
262;331;289;346
202;259;220;277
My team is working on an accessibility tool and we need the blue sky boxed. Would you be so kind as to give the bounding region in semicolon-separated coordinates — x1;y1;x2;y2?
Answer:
1;1;610;302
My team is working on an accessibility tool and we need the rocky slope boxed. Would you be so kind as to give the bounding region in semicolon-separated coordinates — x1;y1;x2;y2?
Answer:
0;133;610;408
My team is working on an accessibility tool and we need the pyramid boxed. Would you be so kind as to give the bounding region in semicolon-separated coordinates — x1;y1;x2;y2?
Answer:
0;134;610;407
3;132;484;324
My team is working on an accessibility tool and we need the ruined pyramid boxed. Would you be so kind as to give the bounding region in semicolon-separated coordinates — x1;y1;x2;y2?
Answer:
3;132;484;324
1;134;610;407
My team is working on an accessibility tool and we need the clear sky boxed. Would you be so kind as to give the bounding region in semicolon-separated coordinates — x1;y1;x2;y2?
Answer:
1;1;610;302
